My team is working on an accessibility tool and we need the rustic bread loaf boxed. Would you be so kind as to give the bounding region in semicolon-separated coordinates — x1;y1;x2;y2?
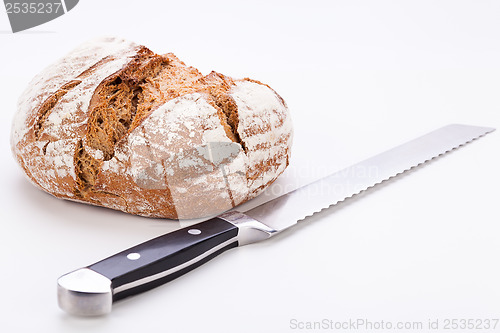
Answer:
11;37;293;219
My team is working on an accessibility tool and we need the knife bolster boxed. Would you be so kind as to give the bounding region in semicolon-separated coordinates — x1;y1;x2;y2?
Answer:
219;211;278;246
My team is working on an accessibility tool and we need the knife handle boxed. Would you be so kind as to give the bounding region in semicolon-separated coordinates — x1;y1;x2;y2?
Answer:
57;212;277;316
58;217;238;316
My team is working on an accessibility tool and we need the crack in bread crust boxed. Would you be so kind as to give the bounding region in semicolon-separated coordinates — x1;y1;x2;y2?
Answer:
34;80;82;140
200;72;247;151
86;47;169;161
74;140;102;197
33;56;116;141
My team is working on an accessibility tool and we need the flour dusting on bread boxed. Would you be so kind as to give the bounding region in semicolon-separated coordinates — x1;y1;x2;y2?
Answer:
11;37;293;219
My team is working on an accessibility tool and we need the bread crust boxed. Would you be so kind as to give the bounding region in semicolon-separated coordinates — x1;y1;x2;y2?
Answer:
11;37;293;219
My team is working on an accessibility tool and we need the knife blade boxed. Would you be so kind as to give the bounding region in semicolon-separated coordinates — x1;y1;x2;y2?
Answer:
57;124;494;316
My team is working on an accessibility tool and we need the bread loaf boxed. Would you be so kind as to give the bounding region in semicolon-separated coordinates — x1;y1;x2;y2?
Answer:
11;37;293;219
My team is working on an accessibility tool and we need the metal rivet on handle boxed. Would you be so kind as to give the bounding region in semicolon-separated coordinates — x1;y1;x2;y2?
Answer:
188;229;201;235
127;253;141;260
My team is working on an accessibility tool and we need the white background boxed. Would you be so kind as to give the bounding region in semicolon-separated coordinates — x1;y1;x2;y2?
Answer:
1;1;499;332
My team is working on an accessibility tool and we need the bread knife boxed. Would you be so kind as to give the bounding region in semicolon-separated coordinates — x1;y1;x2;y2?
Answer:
57;124;494;316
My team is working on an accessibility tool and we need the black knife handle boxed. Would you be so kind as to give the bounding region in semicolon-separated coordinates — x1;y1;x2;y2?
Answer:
57;212;277;316
57;217;239;316
91;217;238;300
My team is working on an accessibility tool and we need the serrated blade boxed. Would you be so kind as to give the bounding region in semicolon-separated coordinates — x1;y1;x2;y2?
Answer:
243;124;494;232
